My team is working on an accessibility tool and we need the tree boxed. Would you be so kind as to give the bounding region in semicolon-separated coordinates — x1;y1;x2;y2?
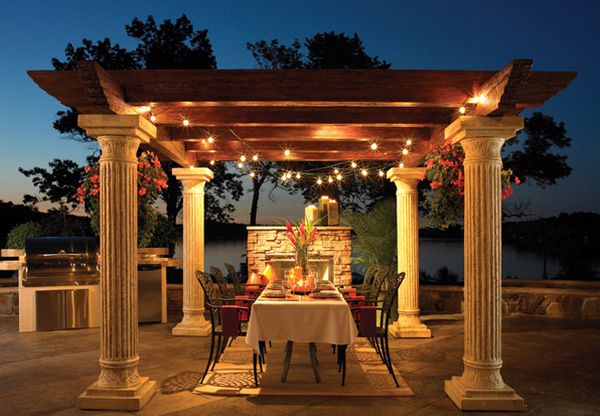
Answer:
51;15;243;228
504;112;572;187
245;32;392;218
19;159;84;210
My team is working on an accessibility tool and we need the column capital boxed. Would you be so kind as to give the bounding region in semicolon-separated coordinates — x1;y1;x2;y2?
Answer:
445;116;523;144
386;167;426;185
172;167;214;184
78;114;156;143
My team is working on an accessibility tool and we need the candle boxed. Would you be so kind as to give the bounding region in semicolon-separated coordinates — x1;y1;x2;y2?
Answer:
305;205;318;224
318;196;329;224
327;199;339;225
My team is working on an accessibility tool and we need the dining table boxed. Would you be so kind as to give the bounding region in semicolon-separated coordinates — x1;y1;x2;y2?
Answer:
245;281;359;383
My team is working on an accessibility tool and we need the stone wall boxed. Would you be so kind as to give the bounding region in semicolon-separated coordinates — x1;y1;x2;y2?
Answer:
420;280;600;319
247;226;352;284
0;288;18;316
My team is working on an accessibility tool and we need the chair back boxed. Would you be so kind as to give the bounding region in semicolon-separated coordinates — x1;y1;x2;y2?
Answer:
225;262;242;294
210;265;231;298
367;266;390;302
360;263;378;291
195;271;222;326
379;272;406;328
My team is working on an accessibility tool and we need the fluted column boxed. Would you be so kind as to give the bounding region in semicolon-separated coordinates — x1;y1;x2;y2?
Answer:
387;167;431;338
444;116;524;411
172;167;214;336
77;115;156;411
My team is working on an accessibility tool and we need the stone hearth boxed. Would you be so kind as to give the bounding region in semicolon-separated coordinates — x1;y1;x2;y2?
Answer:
247;226;352;284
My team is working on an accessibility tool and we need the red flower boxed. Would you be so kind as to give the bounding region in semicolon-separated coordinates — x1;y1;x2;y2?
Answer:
514;176;521;185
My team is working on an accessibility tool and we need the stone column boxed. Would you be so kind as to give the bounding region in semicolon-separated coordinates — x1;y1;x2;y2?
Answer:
386;167;431;338
444;116;524;411
172;167;214;336
77;115;156;411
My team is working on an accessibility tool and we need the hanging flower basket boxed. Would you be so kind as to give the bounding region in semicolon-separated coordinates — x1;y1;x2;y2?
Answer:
75;151;168;247
423;139;520;229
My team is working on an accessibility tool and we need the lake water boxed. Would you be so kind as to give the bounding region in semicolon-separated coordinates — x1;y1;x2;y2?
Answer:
176;238;566;280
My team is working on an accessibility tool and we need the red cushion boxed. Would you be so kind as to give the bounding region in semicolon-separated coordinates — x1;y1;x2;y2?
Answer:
358;306;377;338
221;305;241;338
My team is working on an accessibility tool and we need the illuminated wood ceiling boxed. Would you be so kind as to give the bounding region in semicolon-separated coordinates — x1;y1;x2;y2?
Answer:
28;60;575;167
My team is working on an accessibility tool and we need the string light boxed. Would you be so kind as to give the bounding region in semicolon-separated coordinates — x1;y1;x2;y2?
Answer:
402;148;409;156
351;161;358;168
361;168;368;177
209;160;215;166
150;114;157;123
240;155;247;162
252;154;259;162
399;162;405;168
284;149;291;157
182;118;190;127
237;162;244;169
378;169;385;177
459;106;466;115
249;171;256;178
370;142;378;151
333;168;339;174
207;136;215;144
316;177;323;185
406;139;412;146
327;176;334;183
295;172;301;180
286;172;292;180
336;173;342;181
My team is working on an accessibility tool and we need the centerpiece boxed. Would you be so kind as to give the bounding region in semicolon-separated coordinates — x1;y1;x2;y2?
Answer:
285;217;319;293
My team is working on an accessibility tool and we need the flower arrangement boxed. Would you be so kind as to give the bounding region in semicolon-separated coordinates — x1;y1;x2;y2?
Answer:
75;151;168;247
285;218;319;275
423;139;519;228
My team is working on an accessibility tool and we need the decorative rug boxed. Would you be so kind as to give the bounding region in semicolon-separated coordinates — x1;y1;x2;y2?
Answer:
193;339;414;397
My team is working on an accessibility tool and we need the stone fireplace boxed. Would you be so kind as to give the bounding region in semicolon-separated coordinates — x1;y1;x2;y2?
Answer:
246;226;352;284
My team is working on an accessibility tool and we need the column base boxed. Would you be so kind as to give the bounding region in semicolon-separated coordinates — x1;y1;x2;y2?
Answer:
78;376;156;411
172;318;210;336
444;376;524;411
390;321;432;338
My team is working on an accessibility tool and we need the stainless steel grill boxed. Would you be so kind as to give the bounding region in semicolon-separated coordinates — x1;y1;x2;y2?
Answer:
23;237;99;287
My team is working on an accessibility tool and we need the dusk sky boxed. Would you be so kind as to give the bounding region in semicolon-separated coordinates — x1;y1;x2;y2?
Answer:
1;0;598;223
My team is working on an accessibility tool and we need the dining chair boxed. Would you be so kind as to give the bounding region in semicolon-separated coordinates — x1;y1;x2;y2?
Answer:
195;271;260;387
225;262;264;298
346;272;406;387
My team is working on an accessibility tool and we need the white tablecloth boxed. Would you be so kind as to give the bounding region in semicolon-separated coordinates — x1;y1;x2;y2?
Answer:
245;295;359;353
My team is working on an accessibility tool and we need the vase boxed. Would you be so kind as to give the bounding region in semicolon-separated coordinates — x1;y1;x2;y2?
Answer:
295;248;309;276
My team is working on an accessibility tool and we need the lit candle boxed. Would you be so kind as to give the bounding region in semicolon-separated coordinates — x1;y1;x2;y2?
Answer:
305;205;318;224
318;196;329;225
327;199;339;225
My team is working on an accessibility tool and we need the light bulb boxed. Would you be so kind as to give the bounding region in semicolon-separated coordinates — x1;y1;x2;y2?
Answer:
361;169;368;177
351;161;357;168
399;162;405;168
378;169;384;177
250;171;256;178
237;162;244;169
327;176;334;183
334;168;339;174
370;142;378;151
150;114;157;122
336;174;342;181
286;172;292;180
402;148;409;155
207;136;215;143
182;119;189;127
252;154;259;162
406;139;412;146
209;160;215;166
240;155;247;162
295;172;301;180
316;177;323;185
459;106;466;115
284;149;291;157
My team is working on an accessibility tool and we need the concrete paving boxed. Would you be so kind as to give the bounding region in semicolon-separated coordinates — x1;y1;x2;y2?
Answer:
0;315;598;416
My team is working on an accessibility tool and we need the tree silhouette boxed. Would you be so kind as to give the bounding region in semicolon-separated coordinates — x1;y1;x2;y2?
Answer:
50;15;242;230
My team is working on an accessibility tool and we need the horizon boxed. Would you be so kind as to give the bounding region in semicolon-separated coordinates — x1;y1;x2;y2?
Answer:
1;0;599;223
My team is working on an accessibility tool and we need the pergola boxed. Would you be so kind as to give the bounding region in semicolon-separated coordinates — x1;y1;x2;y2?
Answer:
29;59;574;411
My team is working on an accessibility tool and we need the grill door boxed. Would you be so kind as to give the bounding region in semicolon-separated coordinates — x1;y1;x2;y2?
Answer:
35;289;89;330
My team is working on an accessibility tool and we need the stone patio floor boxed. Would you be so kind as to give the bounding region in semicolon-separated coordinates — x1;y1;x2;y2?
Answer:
0;315;598;416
